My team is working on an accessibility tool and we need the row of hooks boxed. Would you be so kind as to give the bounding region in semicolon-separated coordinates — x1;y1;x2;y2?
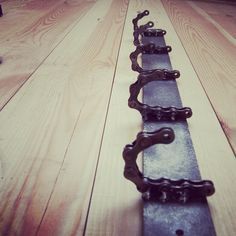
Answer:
122;10;215;203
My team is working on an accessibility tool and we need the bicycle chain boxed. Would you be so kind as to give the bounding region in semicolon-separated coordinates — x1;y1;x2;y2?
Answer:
128;70;192;121
130;45;180;78
132;10;150;31
143;28;167;37
133;22;154;46
123;129;215;203
132;10;154;46
132;10;167;46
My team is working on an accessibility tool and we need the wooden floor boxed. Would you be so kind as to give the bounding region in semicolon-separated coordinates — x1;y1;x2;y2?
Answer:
0;0;235;235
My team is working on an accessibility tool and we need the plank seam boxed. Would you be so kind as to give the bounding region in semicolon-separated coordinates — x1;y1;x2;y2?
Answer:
0;2;92;113
82;1;130;234
35;105;85;235
161;0;235;156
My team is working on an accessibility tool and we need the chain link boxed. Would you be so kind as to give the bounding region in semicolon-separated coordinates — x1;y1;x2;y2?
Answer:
123;129;215;203
130;45;179;77
128;71;192;121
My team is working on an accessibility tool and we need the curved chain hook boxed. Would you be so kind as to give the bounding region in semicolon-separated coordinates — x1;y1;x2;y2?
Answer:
132;10;167;46
123;129;215;202
130;44;180;79
132;10;154;46
123;128;175;192
128;70;192;121
133;21;154;46
132;10;150;30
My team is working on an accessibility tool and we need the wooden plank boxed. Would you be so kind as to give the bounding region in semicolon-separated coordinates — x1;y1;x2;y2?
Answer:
191;0;236;40
0;0;128;234
163;0;236;154
0;0;95;110
188;1;236;47
85;0;236;235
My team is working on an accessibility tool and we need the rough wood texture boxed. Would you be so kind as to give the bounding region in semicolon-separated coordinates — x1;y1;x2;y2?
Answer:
192;0;236;40
0;0;95;110
0;0;128;234
163;0;236;154
188;1;236;47
83;0;143;234
85;0;236;235
0;0;236;235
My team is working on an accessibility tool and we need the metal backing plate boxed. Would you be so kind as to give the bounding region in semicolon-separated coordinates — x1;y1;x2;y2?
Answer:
141;36;216;236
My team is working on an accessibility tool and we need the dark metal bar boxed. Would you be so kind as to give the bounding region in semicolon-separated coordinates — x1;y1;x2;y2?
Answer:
141;28;216;236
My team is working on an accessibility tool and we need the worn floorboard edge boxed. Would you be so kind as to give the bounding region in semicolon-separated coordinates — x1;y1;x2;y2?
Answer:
162;0;236;154
82;2;130;236
85;0;236;235
0;0;128;235
0;0;95;110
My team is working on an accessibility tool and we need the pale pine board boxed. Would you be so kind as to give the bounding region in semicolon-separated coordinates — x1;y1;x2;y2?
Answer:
163;0;236;154
0;0;128;234
192;0;236;40
0;0;95;110
37;0;129;235
85;0;236;235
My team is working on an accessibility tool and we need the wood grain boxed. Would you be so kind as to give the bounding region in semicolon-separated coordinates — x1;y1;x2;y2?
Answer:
85;0;236;235
192;0;236;40
83;0;145;235
0;0;95;110
163;0;236;154
0;0;128;234
0;0;236;235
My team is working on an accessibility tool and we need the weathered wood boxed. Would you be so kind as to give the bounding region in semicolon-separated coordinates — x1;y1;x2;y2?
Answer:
192;0;236;40
0;0;235;235
0;0;128;234
0;0;95;110
85;0;236;235
83;1;144;235
188;1;236;46
163;0;236;154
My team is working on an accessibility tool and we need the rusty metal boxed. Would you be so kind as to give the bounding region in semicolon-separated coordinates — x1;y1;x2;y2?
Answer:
133;22;154;46
132;10;154;46
143;28;167;37
132;10;167;46
127;10;217;236
132;10;151;31
128;70;192;121
130;44;180;78
123;129;215;202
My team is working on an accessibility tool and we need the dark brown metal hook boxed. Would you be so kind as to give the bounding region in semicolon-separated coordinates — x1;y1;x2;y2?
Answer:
128;71;192;121
123;129;215;202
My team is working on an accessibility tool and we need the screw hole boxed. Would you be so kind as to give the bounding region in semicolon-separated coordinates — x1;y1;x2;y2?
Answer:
176;229;184;236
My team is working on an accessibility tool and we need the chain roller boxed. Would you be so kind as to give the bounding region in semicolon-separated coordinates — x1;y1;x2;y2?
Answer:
123;129;215;203
130;44;180;77
128;70;192;121
132;10;167;46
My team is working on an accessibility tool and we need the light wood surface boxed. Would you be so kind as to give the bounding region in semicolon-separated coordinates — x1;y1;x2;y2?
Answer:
0;0;236;235
162;0;236;154
85;0;236;235
0;0;128;234
193;0;236;40
38;0;129;235
0;0;95;110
